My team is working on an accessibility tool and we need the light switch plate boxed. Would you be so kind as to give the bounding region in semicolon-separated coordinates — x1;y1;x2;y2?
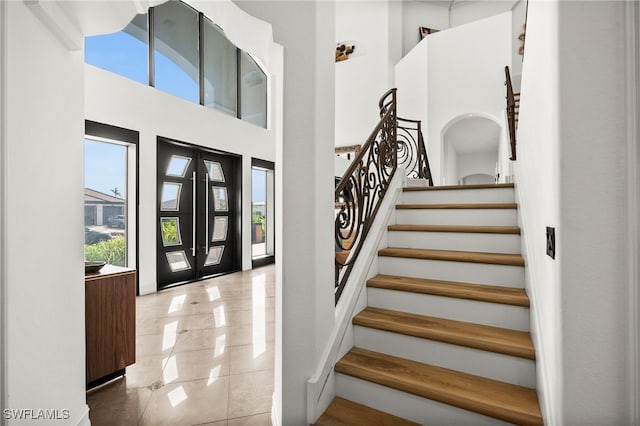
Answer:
546;227;555;259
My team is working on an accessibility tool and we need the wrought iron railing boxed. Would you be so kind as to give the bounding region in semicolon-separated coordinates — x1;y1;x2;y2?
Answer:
335;89;398;302
334;89;433;302
505;65;519;161
397;117;433;185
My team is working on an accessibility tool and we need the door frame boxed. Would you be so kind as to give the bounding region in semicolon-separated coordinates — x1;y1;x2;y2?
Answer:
156;136;243;290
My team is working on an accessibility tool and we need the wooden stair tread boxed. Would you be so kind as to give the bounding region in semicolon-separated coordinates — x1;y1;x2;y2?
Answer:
367;274;529;307
313;397;420;426
378;247;525;267
336;348;543;426
403;183;514;192
397;203;517;210
388;224;521;234
354;307;535;359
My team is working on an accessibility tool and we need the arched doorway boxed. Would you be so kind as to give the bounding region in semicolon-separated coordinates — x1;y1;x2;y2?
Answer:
441;114;502;185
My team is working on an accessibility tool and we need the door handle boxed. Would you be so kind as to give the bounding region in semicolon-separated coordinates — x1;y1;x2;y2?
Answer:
192;170;196;257
205;170;210;255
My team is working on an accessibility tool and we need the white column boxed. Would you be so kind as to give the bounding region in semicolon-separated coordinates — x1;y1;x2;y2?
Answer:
1;2;144;424
234;1;336;423
3;2;88;423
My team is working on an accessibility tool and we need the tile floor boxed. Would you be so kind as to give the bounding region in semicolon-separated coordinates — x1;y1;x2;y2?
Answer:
87;265;275;426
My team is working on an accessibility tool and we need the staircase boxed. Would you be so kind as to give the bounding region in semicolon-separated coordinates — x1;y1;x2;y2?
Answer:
316;183;543;426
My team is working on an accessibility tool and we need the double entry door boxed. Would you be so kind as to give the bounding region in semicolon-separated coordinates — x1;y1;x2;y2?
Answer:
157;138;240;289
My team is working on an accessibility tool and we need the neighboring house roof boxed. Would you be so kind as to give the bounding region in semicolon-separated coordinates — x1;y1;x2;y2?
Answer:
84;188;124;204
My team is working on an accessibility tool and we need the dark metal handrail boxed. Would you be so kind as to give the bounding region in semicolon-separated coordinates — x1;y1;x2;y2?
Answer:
505;65;517;161
378;88;395;117
335;89;398;302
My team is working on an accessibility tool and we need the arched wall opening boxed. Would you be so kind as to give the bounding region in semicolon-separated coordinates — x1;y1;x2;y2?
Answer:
441;113;502;185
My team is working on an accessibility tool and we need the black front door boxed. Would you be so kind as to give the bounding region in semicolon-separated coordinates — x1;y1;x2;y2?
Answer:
157;138;241;289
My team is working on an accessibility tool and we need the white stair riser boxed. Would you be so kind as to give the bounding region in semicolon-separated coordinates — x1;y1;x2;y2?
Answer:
367;287;529;330
388;231;521;254
396;209;517;226
354;327;536;387
402;188;514;204
336;373;513;426
378;257;525;287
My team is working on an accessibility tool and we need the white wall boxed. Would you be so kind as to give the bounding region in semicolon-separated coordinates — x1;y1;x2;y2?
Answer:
449;1;526;81
510;0;527;79
556;1;629;422
457;151;497;183
335;157;352;178
428;13;510;185
396;12;511;185
513;3;561;417
335;1;392;148
516;0;632;423
395;37;428;140
85;65;276;294
234;2;336;424
450;0;516;27
387;1;403;84
3;2;90;424
443;141;458;185
401;1;449;57
498;110;513;182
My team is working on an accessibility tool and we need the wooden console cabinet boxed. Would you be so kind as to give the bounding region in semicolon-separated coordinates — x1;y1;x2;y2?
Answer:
85;265;136;388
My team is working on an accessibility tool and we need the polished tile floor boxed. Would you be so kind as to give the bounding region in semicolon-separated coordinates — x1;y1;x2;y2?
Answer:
87;265;275;426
